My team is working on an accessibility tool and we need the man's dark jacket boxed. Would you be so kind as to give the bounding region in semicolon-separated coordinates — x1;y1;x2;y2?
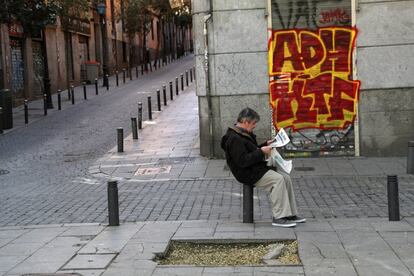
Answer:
221;126;270;186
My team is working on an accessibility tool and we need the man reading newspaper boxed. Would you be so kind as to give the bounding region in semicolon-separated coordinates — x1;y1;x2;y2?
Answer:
220;107;305;227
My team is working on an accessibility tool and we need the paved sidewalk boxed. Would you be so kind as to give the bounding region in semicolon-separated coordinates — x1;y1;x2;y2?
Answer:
0;218;413;276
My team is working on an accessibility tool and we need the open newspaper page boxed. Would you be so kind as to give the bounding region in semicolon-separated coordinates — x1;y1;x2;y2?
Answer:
267;128;293;174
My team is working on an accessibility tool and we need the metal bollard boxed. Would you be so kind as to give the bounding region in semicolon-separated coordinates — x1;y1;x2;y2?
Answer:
131;117;138;139
175;77;179;95
67;84;71;100
141;64;144;75
71;86;75;105
157;89;161;111
169;81;173;101
129;68;133;80
408;141;414;174
83;82;87;100
387;175;400;221
147;96;152;120
57;90;62;110
136;66;139;78
107;180;120;226
24;100;28;124
186;71;189;86
138;102;143;129
149;62;152;72
117;128;124;153
123;68;126;83
194;67;196;80
181;74;184;91
0;107;3;134
43;94;47;116
106;74;109;90
163;85;167;106
190;69;193;82
95;78;99;95
243;184;254;223
116;71;119;86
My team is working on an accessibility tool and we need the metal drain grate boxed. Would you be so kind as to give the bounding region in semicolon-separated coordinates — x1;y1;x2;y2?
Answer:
295;167;315;171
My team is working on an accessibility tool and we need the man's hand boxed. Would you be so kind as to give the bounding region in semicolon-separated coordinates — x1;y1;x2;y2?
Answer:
261;145;272;156
266;139;275;146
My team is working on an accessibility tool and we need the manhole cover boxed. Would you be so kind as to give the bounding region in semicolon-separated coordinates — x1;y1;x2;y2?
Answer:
295;167;314;171
0;169;9;175
135;166;172;175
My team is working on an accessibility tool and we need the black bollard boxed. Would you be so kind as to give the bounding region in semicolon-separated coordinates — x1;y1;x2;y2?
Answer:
149;61;152;72
387;175;400;221
157;89;162;111
408;141;414;174
67;84;71;100
107;180;120;226
243;184;254;223
141;64;144;75
163;85;167;105
190;69;193;82
123;68;126;83
116;71;119;86
129;68;133;81
131;117;138;140
0;107;3;134
194;67;196;80
138;102;143;129
83;82;87;100
117;128;124;153
175;77;179;95
186;71;189;86
57;90;62;110
71;85;75;105
106;74;109;90
95;78;99;95
24;100;28;124
43;94;47;116
181;74;184;91
147;96;152;120
170;81;173;101
136;66;139;78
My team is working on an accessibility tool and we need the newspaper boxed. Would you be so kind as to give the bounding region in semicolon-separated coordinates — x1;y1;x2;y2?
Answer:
266;128;293;174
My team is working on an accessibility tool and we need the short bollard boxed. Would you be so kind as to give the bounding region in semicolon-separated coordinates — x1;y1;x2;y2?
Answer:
131;117;138;140
163;85;167;105
106;74;109;90
387;175;400;221
57;90;62;110
24;100;29;124
71;86;75;105
136;66;139;78
157;89;162;111
107;180;120;226
194;67;196;80
147;96;152;120
407;141;414;174
116;71;119;86
95;78;99;95
181;74;184;91
43;94;47;116
149;62;153;72
141;64;144;75
138;102;143;129
190;69;193;82
0;107;3;134
83;82;87;100
129;69;133;80
117;128;124;153
243;184;254;223
122;68;126;83
185;70;189;86
169;81;173;101
175;77;179;95
67;84;71;100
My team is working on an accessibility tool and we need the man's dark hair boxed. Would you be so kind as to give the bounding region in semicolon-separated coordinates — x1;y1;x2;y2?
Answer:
237;107;260;123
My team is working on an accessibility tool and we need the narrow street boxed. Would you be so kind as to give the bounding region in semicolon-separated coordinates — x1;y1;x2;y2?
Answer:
0;56;195;226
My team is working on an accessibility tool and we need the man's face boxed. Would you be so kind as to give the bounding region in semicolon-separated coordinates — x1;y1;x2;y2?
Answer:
243;120;257;133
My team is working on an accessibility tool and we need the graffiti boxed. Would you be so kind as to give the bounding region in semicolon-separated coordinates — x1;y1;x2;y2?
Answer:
319;8;351;25
268;27;360;131
272;0;318;29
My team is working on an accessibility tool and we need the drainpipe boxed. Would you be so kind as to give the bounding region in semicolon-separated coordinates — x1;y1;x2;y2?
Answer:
204;10;213;157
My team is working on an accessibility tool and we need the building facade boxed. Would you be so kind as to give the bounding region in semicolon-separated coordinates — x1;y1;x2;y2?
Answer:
193;0;414;157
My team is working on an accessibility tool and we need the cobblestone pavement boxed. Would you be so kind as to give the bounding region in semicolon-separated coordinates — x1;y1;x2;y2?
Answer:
1;55;413;227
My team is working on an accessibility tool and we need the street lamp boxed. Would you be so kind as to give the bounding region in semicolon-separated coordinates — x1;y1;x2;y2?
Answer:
97;2;109;88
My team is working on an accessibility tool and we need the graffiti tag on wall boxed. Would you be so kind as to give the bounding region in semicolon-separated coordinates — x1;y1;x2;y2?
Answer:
268;27;360;131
